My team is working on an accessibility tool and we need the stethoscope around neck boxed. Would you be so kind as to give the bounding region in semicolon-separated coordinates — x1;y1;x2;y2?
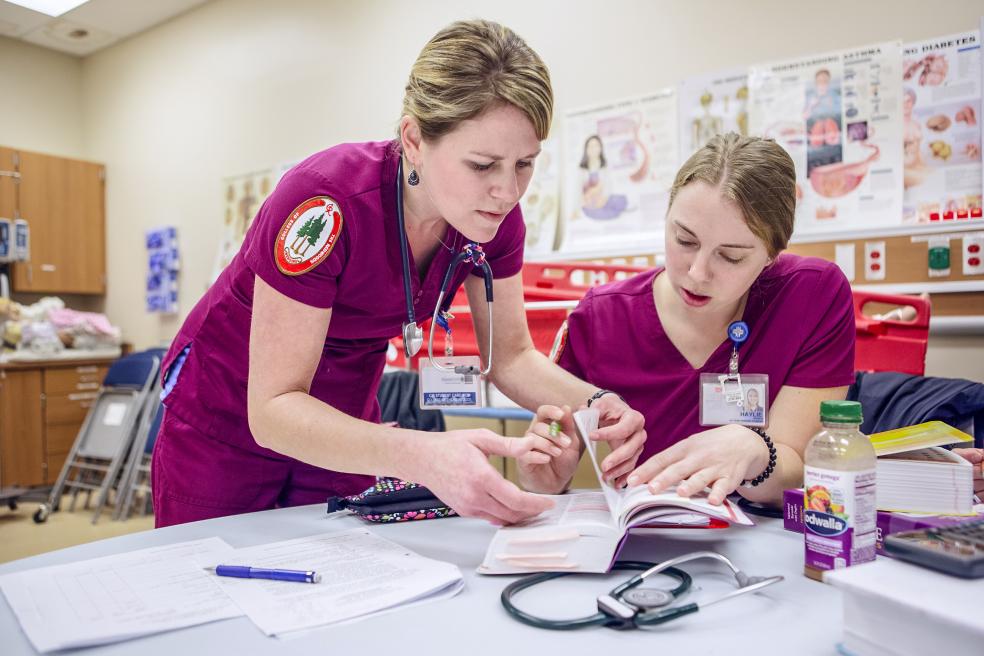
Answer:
397;159;494;376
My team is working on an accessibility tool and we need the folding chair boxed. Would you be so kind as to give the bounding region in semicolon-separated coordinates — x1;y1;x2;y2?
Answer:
33;351;160;524
114;399;164;520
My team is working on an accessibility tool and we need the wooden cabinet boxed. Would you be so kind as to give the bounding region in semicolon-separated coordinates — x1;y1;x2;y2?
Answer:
0;359;111;488
0;147;106;295
0;369;44;487
0;147;16;220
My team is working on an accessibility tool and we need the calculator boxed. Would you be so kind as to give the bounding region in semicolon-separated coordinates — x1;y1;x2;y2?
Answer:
884;519;984;578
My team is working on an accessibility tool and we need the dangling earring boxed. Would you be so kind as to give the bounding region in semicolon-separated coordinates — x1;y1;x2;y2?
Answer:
408;167;420;186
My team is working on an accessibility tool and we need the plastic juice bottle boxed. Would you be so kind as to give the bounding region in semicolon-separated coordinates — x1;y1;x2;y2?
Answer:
803;400;876;581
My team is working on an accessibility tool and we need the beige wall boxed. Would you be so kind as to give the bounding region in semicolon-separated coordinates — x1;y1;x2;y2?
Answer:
0;37;84;158
3;0;984;377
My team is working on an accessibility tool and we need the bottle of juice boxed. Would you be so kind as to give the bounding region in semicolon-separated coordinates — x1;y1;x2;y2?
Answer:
803;400;876;581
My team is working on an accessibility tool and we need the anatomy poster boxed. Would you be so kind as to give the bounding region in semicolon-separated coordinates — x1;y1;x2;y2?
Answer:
678;68;749;163
562;90;678;253
902;31;982;224
521;137;560;255
749;41;904;236
211;161;296;285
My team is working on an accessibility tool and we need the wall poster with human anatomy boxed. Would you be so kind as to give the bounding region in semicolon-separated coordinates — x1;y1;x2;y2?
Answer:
749;41;904;237
901;31;982;224
561;90;678;253
521;137;560;256
678;68;749;164
211;160;297;286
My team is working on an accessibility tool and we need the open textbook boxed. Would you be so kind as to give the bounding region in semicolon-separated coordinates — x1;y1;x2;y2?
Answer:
479;409;753;574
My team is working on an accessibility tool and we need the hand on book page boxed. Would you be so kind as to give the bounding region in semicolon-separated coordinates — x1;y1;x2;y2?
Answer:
479;411;755;575
574;409;761;525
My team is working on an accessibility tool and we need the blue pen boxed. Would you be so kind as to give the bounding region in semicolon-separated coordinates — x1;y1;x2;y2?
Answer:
205;565;322;584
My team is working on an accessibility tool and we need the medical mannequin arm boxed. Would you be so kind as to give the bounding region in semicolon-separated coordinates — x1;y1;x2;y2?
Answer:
463;273;646;491
628;384;848;506
246;275;552;525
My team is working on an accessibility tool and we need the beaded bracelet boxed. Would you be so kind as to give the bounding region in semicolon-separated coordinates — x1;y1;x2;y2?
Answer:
742;426;777;487
586;389;625;408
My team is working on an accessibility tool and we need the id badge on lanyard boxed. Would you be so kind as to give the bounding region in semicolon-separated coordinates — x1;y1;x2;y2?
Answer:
699;321;769;427
418;310;485;409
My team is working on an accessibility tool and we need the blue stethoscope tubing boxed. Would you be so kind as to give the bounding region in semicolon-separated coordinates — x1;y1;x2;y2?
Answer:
396;158;494;375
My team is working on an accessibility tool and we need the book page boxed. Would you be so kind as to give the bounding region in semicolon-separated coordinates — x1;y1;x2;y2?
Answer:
879;446;969;465
617;484;754;530
573;408;621;522
572;409;754;530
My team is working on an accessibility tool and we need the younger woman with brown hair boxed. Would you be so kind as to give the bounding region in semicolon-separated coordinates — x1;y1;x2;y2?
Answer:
519;133;856;507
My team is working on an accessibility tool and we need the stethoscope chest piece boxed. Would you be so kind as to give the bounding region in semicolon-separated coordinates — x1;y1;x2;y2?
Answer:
622;588;675;609
402;321;423;358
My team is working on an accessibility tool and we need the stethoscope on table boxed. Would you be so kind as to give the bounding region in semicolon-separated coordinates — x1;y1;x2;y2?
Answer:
501;551;783;631
396;159;494;376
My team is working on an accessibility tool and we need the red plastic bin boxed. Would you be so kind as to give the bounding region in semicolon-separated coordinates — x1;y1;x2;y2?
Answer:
853;291;930;376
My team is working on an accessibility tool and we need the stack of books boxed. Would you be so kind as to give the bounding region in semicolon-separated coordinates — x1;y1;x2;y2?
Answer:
869;422;975;515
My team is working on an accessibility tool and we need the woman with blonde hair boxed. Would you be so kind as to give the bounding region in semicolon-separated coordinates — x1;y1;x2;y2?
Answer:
153;19;646;527
520;133;856;506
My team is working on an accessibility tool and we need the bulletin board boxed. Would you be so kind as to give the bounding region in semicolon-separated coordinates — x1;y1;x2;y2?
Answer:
784;229;984;317
545;225;984;318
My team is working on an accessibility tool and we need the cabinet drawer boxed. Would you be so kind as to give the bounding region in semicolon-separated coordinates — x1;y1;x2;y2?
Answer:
45;422;81;455
45;366;108;395
45;392;97;425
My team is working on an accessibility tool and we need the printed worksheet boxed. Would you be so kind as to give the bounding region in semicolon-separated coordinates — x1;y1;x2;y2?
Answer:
0;538;239;653
207;529;463;636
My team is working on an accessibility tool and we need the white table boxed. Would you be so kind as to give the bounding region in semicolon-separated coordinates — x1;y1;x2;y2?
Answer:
0;505;844;655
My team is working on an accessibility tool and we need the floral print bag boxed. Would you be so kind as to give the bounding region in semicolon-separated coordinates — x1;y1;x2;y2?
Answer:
326;477;457;523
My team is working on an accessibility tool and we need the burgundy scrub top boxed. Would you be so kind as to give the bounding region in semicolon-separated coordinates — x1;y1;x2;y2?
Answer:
556;254;856;461
158;140;526;492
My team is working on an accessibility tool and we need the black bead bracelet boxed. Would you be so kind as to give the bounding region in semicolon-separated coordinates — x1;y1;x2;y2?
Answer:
743;426;777;487
586;389;625;408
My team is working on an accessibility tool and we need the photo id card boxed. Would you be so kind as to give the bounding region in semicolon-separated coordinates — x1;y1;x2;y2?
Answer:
699;373;769;427
419;356;484;409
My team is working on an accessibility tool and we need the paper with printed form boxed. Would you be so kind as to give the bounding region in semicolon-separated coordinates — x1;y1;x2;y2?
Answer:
208;529;463;636
0;538;240;653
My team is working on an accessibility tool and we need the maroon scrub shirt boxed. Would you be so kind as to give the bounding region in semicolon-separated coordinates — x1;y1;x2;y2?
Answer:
555;254;856;462
153;140;526;526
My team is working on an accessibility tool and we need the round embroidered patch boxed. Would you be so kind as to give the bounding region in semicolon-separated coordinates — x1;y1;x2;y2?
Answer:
274;196;343;275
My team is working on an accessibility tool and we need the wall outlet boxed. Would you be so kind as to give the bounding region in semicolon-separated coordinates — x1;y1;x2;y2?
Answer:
963;233;984;276
864;241;886;281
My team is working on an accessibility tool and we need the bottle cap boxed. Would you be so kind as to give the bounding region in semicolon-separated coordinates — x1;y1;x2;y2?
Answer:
820;400;862;423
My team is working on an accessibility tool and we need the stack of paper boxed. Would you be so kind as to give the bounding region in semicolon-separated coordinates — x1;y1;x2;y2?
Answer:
869;422;975;515
1;529;464;650
877;447;974;514
0;538;241;653
827;558;983;656
206;529;464;636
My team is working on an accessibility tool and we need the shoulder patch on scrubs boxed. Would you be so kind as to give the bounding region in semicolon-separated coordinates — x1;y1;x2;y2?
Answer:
274;196;344;276
549;320;569;363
